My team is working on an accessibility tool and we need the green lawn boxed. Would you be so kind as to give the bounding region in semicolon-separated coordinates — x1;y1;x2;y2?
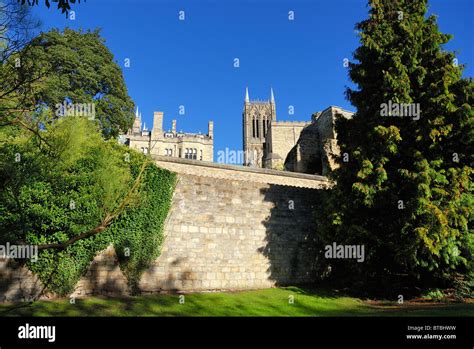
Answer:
1;287;473;317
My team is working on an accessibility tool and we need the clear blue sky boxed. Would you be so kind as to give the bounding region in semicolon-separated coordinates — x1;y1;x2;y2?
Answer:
32;0;473;158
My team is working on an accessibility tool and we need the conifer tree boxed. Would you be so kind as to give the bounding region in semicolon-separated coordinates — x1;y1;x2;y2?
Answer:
318;0;473;294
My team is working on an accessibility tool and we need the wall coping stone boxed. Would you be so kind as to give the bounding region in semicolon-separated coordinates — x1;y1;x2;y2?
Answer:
152;155;329;189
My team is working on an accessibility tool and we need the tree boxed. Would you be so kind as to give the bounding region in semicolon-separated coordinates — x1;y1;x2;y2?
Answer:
18;0;81;15
317;0;473;295
0;0;42;122
1;0;40;60
1;28;135;139
0;117;176;295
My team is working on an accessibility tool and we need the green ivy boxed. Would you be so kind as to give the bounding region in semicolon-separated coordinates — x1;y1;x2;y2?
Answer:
26;151;176;296
108;152;176;294
0;117;176;296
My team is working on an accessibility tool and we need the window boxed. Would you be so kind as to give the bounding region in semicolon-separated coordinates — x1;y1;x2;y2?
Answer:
165;148;173;156
200;150;203;161
179;148;182;158
144;147;148;154
184;148;197;159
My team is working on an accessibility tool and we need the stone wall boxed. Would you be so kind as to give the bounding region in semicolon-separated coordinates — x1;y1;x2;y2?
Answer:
264;121;311;169
0;259;43;302
139;160;326;292
0;158;327;301
284;106;354;175
0;246;130;302
316;106;354;175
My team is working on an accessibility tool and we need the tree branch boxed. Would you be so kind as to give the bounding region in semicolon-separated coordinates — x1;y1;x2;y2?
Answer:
34;159;150;251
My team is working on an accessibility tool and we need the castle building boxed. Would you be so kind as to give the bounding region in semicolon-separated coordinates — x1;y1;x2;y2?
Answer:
122;107;214;162
242;88;353;175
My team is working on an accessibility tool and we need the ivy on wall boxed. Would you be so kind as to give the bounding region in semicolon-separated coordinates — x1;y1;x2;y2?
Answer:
108;152;177;293
26;150;177;296
0;117;176;296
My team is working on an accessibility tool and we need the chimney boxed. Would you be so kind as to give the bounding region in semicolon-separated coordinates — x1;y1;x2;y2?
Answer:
172;119;177;133
208;121;214;139
152;111;163;136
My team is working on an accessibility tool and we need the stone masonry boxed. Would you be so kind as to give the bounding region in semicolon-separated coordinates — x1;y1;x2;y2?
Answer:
0;157;328;301
139;157;327;292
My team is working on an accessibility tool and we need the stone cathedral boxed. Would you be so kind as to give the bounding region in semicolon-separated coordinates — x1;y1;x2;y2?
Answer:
120;88;353;177
242;87;354;175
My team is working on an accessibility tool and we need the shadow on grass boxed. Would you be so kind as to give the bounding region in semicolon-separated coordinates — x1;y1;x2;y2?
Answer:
1;287;473;317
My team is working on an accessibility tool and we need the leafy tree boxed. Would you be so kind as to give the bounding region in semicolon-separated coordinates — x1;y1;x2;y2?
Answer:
0;117;176;295
1;28;135;139
1;0;40;59
0;0;42;128
317;0;473;295
0;117;132;248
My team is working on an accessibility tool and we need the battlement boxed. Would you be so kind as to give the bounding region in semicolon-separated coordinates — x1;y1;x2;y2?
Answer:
163;131;213;140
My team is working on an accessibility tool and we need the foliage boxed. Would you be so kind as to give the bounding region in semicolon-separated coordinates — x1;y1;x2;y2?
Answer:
421;289;445;302
317;0;473;295
18;0;81;15
108;151;176;293
0;116;176;295
1;28;135;139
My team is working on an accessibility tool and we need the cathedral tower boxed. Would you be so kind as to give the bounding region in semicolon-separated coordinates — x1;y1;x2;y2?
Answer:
242;87;276;167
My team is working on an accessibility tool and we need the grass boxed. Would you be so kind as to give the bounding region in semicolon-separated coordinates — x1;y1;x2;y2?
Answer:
1;287;473;317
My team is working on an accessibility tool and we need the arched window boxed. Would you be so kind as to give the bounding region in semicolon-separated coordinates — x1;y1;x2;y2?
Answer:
252;117;256;138
263;116;267;137
256;117;260;138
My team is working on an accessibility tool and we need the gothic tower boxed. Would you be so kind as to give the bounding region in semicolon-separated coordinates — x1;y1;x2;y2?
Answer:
242;87;276;167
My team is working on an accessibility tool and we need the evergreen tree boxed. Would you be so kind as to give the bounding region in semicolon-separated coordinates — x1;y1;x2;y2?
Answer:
318;0;473;294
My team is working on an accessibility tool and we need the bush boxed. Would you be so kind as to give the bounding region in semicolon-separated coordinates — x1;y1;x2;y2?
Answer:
0;117;176;296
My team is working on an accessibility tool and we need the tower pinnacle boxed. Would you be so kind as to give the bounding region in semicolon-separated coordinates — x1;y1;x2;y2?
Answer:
245;87;249;103
270;87;275;103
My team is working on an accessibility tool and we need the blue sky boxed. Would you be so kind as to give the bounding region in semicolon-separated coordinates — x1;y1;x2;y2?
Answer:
32;0;473;159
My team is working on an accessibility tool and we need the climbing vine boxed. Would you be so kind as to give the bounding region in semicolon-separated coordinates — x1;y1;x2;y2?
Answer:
0;117;176;296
